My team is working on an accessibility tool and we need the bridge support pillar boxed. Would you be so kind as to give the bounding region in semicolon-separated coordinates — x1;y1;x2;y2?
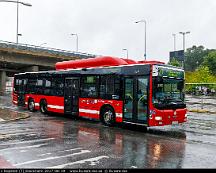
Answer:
25;66;39;72
0;71;7;95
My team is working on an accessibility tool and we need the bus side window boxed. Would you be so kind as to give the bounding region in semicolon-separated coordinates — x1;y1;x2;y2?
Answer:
36;79;43;95
100;76;121;100
44;78;52;95
14;79;20;92
52;78;64;96
81;76;98;98
26;78;37;94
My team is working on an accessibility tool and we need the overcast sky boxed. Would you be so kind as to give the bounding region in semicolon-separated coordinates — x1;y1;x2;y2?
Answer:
0;0;216;63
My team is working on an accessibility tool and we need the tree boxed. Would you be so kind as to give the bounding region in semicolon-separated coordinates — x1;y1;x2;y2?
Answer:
168;58;181;67
185;66;216;83
203;51;216;75
185;66;216;93
184;45;212;72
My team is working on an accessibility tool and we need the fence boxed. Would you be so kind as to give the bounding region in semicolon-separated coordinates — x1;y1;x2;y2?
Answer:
185;83;216;97
0;40;97;59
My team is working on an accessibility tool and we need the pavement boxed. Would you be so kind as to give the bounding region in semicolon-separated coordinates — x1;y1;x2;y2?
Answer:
186;95;216;114
0;107;30;122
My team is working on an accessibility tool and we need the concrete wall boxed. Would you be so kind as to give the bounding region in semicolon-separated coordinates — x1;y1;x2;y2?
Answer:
0;71;7;95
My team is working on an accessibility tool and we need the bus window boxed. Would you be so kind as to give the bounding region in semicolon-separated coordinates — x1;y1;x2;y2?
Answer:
81;76;98;98
26;78;37;94
36;79;44;95
44;78;52;95
52;78;64;96
100;76;121;100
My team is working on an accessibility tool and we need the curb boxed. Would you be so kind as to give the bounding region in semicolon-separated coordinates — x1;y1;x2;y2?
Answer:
0;110;30;123
188;109;216;114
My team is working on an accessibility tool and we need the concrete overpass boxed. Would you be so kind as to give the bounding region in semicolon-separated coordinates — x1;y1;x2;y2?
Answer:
0;40;96;95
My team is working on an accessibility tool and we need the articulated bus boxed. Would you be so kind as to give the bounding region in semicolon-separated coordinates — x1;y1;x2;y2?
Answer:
12;56;187;127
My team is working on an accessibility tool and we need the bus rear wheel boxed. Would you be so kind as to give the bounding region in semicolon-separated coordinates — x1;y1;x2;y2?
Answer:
40;100;48;114
101;107;115;126
28;99;35;112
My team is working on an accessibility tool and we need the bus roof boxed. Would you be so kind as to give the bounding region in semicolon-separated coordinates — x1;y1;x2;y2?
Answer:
55;56;165;70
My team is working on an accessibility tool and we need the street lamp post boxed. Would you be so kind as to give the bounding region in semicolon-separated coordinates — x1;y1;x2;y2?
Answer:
179;31;190;52
135;19;147;60
122;48;128;59
71;33;78;52
0;0;32;44
172;33;176;52
179;31;190;69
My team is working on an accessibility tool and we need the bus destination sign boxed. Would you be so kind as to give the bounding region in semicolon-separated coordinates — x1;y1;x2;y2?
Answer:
153;65;184;78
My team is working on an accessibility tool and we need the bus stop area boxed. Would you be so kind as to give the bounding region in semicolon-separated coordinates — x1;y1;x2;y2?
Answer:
0;94;216;169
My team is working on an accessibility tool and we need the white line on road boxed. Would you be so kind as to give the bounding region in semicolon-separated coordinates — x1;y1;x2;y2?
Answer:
0;118;5;122
0;143;48;152
15;150;91;166
58;148;82;153
0;138;55;146
38;153;52;157
37;148;83;157
49;156;109;169
0;132;37;137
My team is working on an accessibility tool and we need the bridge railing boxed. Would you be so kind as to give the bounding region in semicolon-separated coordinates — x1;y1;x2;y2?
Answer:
0;40;97;59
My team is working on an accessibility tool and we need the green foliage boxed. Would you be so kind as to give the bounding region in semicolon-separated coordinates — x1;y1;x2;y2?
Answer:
168;58;182;67
185;66;216;92
184;45;211;72
203;51;216;75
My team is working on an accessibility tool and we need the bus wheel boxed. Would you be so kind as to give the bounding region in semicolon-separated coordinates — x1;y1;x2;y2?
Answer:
28;99;35;112
101;107;115;126
40;100;48;114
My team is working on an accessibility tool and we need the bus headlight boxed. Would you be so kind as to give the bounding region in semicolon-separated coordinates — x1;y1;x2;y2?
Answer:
155;116;162;121
185;114;187;118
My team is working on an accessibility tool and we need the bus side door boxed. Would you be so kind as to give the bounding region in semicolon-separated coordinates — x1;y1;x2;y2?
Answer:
64;78;80;116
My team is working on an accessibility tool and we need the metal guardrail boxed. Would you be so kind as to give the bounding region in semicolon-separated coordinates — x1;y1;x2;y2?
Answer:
0;40;97;59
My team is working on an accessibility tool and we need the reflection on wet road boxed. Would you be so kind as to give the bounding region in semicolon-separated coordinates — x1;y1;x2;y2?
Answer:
0;96;216;168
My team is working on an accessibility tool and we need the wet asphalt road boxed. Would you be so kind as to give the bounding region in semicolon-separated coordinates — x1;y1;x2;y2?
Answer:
0;95;216;169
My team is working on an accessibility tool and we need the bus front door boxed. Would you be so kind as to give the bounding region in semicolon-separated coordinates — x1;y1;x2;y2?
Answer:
64;78;80;116
123;77;148;124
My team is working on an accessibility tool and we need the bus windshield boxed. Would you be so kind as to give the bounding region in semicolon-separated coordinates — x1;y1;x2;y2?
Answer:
153;77;185;109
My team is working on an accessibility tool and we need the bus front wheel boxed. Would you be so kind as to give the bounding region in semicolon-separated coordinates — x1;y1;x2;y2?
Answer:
40;100;48;114
101;107;115;126
28;99;35;112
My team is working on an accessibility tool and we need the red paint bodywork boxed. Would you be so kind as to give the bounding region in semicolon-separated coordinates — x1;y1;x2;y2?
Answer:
79;98;123;122
56;56;129;70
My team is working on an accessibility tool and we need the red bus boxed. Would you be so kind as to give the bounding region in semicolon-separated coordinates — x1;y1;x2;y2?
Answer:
12;56;187;127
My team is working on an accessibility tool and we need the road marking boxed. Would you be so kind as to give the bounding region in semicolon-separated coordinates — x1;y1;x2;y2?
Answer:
0;143;48;152
0;132;37;137
0;138;55;146
38;153;52;157
58;148;82;153
15;150;91;166
20;150;27;153
49;156;109;169
37;148;83;157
